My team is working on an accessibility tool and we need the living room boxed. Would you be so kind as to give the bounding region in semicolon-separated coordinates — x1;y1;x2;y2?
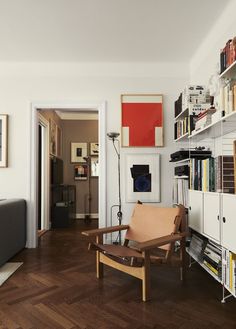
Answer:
0;0;236;327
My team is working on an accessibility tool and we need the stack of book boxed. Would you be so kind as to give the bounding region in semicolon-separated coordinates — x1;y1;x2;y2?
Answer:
194;109;216;132
188;233;207;262
203;240;222;279
215;155;235;194
220;37;236;74
182;85;210;113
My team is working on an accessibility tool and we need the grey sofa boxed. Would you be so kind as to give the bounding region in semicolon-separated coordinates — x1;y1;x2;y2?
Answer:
0;199;26;267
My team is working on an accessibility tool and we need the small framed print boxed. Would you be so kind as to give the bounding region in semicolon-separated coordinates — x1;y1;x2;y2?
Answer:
0;114;8;167
90;142;99;156
74;164;88;180
91;157;99;177
56;125;62;158
50;119;57;156
71;142;87;163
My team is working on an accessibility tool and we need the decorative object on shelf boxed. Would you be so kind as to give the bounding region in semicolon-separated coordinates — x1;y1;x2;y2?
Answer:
91;157;99;177
121;94;163;147
90;142;99;156
56;125;62;158
107;132;122;244
71;142;87;163
49;118;57;156
0;114;8;168
125;153;160;203
74;164;88;180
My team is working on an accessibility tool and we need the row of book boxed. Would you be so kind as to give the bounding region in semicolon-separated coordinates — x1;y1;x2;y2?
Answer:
219;79;236;115
174;117;188;139
188;233;222;280
222;248;236;295
172;177;189;208
189;155;235;193
220;37;236;74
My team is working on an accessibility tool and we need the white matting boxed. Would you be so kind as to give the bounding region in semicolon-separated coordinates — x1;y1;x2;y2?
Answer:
0;262;23;286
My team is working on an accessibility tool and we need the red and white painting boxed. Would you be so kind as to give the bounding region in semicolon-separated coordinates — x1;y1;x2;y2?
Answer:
121;94;163;147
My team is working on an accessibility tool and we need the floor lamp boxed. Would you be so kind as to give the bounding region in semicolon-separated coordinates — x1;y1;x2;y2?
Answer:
107;132;122;244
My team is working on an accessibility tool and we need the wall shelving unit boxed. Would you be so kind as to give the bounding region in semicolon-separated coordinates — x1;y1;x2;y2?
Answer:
173;58;236;303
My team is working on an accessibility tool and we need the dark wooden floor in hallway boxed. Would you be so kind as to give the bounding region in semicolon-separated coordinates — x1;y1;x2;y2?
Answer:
0;220;236;329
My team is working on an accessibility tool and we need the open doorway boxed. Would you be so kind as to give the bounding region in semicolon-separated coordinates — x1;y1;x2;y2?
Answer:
29;102;107;248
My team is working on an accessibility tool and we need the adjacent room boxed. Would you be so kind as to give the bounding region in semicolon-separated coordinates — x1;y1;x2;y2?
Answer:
0;0;236;328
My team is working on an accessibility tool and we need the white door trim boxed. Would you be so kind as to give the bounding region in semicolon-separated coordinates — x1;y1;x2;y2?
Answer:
38;113;50;231
29;101;107;248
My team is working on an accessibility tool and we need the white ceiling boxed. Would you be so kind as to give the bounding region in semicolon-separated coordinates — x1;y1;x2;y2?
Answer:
0;0;230;62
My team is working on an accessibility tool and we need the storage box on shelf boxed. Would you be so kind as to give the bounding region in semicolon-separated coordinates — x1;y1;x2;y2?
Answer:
173;47;236;301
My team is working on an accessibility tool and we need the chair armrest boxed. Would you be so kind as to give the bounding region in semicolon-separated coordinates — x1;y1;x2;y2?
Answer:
136;232;187;251
81;224;129;237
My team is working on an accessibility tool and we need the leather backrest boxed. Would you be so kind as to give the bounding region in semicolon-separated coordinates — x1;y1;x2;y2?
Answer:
125;203;183;250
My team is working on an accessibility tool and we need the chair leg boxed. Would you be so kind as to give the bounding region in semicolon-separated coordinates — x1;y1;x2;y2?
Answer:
96;251;103;278
96;235;103;279
142;251;150;302
180;238;186;281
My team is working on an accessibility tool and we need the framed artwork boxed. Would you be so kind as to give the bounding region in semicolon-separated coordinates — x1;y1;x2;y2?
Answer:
125;153;160;203
50;119;57;156
121;94;163;147
91;157;99;177
56;126;62;158
90;142;99;156
0;114;8;167
74;164;88;180
71;142;87;163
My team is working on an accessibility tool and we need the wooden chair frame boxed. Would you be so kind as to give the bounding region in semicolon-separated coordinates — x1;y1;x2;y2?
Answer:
82;204;187;301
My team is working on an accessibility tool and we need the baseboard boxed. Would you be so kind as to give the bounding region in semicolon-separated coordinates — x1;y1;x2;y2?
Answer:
76;213;98;220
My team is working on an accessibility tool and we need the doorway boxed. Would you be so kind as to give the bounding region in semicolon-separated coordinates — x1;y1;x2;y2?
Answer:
29;102;107;248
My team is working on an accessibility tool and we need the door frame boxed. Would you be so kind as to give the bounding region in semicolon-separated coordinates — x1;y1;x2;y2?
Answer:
29;101;107;248
38;113;50;231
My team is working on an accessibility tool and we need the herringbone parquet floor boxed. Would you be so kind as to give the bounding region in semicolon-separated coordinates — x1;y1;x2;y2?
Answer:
0;220;236;329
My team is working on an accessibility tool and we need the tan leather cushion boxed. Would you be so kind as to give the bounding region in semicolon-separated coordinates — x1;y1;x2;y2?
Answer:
125;204;181;250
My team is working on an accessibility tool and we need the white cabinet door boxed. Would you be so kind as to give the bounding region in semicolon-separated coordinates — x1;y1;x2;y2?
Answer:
222;194;236;253
203;192;220;242
188;190;203;233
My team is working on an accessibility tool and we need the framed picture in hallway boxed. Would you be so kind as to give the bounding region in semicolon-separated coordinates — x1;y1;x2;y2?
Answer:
49;118;57;156
121;94;163;147
71;142;87;163
56;126;62;158
0;114;8;167
125;153;160;203
74;164;88;180
90;142;99;156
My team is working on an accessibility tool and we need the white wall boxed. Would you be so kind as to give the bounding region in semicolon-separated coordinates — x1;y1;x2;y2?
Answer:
190;0;236;84
0;62;189;245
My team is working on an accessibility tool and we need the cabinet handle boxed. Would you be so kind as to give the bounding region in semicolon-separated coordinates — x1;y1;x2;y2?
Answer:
189;206;191;211
217;215;219;221
223;217;226;223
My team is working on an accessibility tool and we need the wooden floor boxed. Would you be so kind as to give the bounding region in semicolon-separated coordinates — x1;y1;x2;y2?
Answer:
1;220;236;329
